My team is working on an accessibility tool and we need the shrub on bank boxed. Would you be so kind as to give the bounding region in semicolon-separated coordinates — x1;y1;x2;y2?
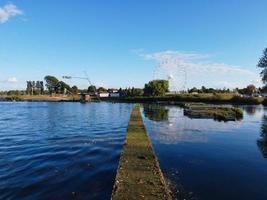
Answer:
5;95;22;101
231;95;263;105
111;94;264;105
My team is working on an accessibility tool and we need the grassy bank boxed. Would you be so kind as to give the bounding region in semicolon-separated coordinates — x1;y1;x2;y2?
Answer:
0;95;81;102
112;105;172;200
103;93;265;105
1;93;265;105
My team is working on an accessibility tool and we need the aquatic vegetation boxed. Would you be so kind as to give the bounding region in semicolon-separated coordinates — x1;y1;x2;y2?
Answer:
184;104;244;121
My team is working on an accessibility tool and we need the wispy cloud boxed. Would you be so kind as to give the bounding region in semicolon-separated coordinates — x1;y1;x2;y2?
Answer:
0;3;23;23
141;50;255;76
139;50;260;89
7;77;18;83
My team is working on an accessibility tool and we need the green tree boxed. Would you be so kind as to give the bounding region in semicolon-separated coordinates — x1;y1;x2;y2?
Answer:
97;87;107;93
40;81;44;95
71;85;79;94
44;75;59;94
245;84;257;96
258;48;267;84
57;81;71;94
144;80;169;96
189;87;198;93
35;81;41;95
88;85;97;94
26;81;33;95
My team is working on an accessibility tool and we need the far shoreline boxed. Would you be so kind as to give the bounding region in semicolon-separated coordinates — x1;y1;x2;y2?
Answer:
1;94;267;106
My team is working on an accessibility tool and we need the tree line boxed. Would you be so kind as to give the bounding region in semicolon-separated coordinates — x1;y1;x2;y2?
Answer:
26;81;44;95
2;47;267;97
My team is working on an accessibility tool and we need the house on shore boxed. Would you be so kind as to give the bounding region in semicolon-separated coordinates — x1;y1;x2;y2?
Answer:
99;92;110;98
97;88;121;98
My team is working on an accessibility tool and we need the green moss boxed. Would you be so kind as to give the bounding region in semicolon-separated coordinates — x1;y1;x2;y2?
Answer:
112;105;172;200
184;105;243;121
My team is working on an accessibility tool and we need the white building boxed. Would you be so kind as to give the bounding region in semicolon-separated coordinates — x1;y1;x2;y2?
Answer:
99;93;109;98
110;93;120;97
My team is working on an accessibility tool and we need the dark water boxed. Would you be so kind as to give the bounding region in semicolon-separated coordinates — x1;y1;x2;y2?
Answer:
0;102;132;200
142;104;267;200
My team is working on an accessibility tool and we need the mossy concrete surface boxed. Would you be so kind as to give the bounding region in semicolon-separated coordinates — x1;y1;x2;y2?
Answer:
111;105;172;200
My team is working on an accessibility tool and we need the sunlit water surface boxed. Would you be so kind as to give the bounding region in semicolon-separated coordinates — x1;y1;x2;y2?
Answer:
0;102;132;200
2;102;267;200
142;105;267;200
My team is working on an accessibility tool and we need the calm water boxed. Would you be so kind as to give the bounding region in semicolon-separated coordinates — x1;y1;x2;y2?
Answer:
0;102;132;200
1;102;267;200
142;104;267;200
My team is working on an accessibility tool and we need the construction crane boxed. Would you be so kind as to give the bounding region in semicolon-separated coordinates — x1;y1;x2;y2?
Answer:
62;71;100;101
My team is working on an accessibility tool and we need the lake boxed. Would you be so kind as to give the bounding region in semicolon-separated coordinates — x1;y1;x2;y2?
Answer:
1;102;267;200
0;102;133;200
142;104;267;200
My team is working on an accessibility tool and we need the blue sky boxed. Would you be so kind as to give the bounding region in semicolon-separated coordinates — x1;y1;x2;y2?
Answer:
1;0;267;90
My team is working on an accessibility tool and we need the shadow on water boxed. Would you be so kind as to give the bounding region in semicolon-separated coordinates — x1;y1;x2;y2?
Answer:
258;114;267;158
143;104;169;122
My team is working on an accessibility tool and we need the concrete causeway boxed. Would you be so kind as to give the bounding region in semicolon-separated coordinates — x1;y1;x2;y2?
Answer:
111;105;172;200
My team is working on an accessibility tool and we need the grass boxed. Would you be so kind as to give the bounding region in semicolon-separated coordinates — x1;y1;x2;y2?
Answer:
0;95;81;102
105;93;265;105
112;105;172;200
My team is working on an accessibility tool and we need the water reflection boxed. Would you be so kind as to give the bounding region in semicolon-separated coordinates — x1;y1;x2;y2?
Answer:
143;104;169;122
258;114;267;158
243;106;257;116
143;105;267;200
143;106;243;144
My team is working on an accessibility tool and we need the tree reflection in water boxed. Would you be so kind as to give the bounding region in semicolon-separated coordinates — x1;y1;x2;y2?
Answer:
258;114;267;158
143;104;169;122
243;106;257;116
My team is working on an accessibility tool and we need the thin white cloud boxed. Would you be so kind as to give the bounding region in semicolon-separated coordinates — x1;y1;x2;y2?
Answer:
140;50;260;90
7;77;18;83
0;3;23;23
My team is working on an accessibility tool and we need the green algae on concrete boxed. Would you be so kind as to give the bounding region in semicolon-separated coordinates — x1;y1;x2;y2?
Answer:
111;105;172;200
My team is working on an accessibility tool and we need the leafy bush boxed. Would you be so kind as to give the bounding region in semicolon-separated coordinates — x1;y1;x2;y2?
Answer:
231;95;263;105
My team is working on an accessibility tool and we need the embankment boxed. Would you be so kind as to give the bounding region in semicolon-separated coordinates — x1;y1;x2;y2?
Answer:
102;94;265;105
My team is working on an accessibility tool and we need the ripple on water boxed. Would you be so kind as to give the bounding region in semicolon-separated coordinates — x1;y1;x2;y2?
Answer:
0;102;132;200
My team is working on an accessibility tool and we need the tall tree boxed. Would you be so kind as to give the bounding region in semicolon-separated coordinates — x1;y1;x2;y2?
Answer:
71;85;79;94
88;85;97;94
258;48;267;84
57;81;71;94
245;84;257;96
40;81;44;95
26;81;32;95
44;76;59;94
144;80;169;96
97;87;107;93
36;81;41;95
